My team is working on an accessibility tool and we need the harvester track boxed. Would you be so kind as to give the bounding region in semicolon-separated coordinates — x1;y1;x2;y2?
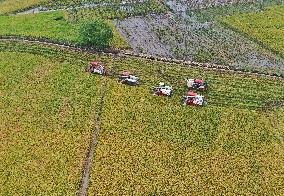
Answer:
77;77;108;196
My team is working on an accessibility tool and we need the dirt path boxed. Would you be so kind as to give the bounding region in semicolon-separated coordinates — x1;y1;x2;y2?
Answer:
77;77;108;196
164;0;259;11
0;37;283;80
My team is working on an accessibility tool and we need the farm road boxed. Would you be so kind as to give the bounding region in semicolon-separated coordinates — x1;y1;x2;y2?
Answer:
0;37;283;80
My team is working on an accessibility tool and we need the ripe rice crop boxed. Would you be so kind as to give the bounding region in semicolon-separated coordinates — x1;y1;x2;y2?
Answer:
88;53;284;195
1;40;284;195
0;51;103;194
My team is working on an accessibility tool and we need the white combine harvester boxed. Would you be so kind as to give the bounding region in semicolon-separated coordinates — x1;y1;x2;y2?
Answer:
152;82;173;96
118;71;140;86
186;78;208;91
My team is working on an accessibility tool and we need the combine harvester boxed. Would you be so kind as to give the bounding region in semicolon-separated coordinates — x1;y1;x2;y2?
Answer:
86;61;107;75
118;71;140;86
186;78;208;91
152;82;173;97
182;91;207;106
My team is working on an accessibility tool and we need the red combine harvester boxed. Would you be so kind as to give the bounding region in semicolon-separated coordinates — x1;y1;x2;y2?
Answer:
86;61;106;75
118;71;140;86
186;79;208;91
182;91;207;106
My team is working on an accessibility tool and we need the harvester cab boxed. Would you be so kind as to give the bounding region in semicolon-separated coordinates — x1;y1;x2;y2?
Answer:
152;82;173;96
118;71;140;86
182;91;207;106
187;79;208;91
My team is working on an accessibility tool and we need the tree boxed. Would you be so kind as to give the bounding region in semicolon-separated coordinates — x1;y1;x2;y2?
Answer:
79;19;113;49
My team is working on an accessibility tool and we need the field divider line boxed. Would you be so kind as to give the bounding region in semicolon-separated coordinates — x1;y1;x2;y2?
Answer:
77;77;108;196
0;36;283;80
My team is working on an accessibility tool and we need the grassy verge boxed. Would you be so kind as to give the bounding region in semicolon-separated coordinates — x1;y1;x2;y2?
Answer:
0;11;129;49
222;5;284;58
43;0;143;8
0;50;102;194
64;0;167;20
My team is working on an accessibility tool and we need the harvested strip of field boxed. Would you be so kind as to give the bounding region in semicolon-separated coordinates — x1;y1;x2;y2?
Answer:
0;52;102;194
88;55;284;194
222;5;284;57
117;12;284;71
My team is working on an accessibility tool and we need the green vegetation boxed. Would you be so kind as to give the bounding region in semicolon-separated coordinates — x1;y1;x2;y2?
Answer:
44;0;130;7
0;0;47;15
0;11;79;42
222;5;284;57
193;50;213;63
64;0;167;20
0;11;129;49
189;0;284;22
0;50;104;194
79;19;113;48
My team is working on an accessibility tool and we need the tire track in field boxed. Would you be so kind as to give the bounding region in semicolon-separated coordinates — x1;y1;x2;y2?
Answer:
77;77;108;196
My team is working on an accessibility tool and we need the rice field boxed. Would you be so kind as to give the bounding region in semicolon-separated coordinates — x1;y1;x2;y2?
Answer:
222;5;284;57
0;51;102;194
87;55;284;195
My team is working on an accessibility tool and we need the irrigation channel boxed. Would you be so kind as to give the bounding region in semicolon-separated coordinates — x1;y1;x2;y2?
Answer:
77;77;108;196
